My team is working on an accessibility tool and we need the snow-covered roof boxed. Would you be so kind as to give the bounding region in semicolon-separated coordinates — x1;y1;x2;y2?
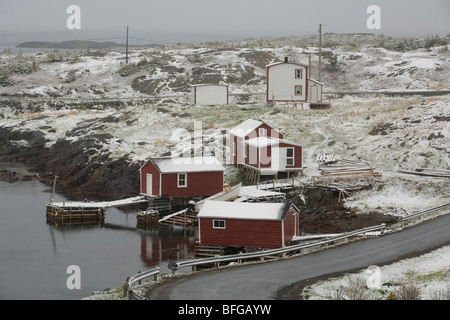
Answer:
229;119;280;137
198;200;292;221
229;119;263;137
244;136;302;148
151;156;225;173
265;61;309;69
308;78;324;86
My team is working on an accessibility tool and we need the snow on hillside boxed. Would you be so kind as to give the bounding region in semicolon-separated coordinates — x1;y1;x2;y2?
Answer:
1;34;449;98
1;34;449;215
1;34;449;300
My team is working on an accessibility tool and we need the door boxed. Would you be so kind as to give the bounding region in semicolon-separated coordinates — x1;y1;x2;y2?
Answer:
310;85;318;101
146;174;152;195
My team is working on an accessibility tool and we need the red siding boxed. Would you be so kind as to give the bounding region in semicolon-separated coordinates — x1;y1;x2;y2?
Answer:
141;161;224;197
160;171;223;197
199;218;283;248
140;161;161;196
199;204;300;248
231;123;283;166
279;142;303;169
259;146;272;168
283;206;299;243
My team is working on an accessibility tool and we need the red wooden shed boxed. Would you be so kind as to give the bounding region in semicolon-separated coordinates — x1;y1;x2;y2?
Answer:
229;119;284;165
140;156;225;198
198;201;300;248
242;136;303;176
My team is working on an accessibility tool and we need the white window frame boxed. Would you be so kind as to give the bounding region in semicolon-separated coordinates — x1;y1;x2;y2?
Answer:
286;148;294;166
243;144;248;158
213;219;226;229
258;128;266;136
177;173;187;188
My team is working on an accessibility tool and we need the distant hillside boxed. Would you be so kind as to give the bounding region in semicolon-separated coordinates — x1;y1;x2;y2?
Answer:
16;40;157;49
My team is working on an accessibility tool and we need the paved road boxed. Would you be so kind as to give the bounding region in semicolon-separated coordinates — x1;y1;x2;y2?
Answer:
147;214;450;300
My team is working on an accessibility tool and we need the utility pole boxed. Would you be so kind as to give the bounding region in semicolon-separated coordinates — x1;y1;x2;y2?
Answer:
50;175;58;203
126;25;129;64
318;24;322;82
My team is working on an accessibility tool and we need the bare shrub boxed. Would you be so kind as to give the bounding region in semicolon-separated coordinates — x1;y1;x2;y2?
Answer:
429;287;450;300
343;274;370;300
394;283;421;300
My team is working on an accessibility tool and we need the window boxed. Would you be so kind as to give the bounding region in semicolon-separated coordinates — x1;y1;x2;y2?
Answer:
286;148;294;166
295;85;302;96
243;144;248;158
258;128;266;136
177;173;187;187
213;220;225;229
295;69;303;79
233;141;236;156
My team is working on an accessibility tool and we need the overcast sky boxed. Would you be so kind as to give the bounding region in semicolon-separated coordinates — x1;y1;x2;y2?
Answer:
0;0;449;46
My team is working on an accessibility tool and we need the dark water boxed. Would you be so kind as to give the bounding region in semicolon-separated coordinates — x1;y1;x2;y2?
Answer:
0;162;197;300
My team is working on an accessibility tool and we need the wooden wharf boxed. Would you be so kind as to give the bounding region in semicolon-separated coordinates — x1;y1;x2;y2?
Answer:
46;196;149;226
46;204;105;225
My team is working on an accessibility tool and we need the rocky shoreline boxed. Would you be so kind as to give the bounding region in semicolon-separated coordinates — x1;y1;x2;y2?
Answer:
0;124;142;200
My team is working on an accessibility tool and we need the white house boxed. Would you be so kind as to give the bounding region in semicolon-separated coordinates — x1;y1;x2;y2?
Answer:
266;57;323;104
190;84;229;105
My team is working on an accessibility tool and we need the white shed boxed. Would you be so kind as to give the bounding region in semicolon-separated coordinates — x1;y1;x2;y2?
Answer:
190;84;229;105
308;78;324;102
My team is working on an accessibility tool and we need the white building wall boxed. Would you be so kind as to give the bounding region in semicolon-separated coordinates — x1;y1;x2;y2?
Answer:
267;63;307;102
191;85;228;105
308;80;323;102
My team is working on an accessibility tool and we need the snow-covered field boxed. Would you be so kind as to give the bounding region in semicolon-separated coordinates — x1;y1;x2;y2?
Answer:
302;244;450;300
1;34;449;299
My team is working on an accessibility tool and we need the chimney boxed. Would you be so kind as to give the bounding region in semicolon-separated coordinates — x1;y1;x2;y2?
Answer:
284;57;289;63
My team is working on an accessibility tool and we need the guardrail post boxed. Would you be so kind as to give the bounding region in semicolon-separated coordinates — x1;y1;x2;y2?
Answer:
215;255;220;268
137;270;142;285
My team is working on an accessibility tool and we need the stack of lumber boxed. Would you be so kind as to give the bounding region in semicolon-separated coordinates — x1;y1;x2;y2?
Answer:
318;159;382;177
312;182;372;193
399;168;450;178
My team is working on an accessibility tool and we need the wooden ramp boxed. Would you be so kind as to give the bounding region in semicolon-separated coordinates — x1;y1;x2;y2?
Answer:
158;184;241;227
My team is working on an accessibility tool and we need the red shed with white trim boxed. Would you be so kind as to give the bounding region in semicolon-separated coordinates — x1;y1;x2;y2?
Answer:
229;119;302;177
140;156;225;197
229;118;283;165
243;137;303;176
198;201;300;248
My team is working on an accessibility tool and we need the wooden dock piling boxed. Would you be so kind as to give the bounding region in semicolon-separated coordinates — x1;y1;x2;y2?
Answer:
136;209;159;229
46;203;105;225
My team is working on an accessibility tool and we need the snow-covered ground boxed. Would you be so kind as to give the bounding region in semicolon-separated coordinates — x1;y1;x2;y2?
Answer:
302;244;450;300
1;34;449;299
